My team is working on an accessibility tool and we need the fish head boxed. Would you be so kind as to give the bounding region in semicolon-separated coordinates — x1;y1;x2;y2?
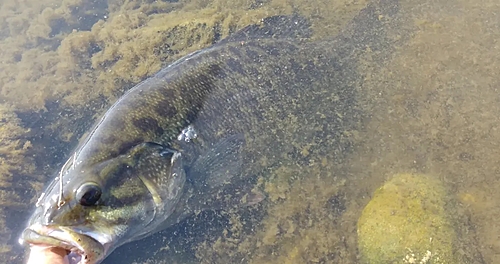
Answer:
20;142;187;264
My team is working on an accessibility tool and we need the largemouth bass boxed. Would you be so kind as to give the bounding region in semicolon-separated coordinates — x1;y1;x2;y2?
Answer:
19;0;403;263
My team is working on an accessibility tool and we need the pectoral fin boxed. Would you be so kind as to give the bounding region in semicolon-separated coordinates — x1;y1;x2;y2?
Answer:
188;133;245;190
186;133;265;210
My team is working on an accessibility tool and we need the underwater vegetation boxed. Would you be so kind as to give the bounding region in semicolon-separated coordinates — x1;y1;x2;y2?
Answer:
1;0;500;263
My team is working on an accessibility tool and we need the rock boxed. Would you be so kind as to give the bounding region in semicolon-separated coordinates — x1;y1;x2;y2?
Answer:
357;173;456;264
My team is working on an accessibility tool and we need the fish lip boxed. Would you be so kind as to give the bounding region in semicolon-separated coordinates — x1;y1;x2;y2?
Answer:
22;228;83;254
23;232;84;264
21;224;106;264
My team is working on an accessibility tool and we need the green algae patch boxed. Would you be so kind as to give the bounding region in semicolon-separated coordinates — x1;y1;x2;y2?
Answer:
357;173;455;264
193;158;361;264
0;104;35;262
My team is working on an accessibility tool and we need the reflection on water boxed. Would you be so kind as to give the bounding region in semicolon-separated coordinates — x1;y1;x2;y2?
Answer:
1;0;500;263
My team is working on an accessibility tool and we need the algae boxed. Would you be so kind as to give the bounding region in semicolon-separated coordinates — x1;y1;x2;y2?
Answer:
0;104;35;262
0;0;369;262
351;0;500;262
2;0;500;263
194;161;357;264
357;173;455;263
0;0;368;110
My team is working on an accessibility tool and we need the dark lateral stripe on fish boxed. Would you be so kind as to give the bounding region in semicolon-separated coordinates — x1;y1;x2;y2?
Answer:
152;89;179;119
132;117;165;136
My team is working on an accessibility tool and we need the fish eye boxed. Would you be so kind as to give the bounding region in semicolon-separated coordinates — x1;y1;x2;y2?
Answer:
76;183;102;206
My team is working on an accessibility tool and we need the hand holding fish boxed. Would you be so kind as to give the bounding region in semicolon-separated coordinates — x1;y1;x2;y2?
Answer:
27;246;69;264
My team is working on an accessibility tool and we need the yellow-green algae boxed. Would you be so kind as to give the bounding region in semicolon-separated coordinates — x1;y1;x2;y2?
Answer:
194;160;357;264
357;173;455;263
2;0;500;263
0;0;369;111
0;104;35;259
0;0;369;262
351;0;500;262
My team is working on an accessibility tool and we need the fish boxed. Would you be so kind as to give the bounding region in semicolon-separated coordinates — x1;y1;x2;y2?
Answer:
18;0;404;263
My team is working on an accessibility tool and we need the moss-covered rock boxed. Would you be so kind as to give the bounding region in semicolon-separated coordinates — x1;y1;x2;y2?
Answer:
357;173;455;264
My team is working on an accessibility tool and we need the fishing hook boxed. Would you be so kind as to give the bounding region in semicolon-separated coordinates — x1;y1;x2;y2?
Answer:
57;152;76;209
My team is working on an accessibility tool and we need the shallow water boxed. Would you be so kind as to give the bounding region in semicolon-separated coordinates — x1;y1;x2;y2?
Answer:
1;0;500;263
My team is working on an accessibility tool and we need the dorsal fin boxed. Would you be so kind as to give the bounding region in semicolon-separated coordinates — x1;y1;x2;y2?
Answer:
217;14;312;45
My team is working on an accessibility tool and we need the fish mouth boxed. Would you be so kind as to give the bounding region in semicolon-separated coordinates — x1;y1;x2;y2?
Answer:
20;223;107;264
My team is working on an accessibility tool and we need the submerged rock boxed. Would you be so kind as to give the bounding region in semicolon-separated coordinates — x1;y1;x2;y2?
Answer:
357;173;456;263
